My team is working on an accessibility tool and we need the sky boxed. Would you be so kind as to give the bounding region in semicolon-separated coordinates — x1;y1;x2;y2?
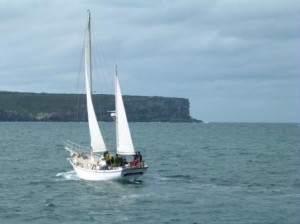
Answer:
0;0;299;123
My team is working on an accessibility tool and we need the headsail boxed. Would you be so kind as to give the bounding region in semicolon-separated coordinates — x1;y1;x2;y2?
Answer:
85;11;107;153
115;67;135;155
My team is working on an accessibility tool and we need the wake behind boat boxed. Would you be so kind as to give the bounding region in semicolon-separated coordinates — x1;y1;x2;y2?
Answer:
64;11;147;181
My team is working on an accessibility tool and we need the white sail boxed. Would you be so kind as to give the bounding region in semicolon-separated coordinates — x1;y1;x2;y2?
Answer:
85;11;107;153
65;11;148;182
115;69;135;155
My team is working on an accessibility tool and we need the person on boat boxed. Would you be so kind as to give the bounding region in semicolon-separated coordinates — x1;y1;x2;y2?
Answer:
99;159;107;170
110;156;115;165
137;151;143;166
114;154;120;167
137;151;143;162
129;154;140;167
104;151;111;166
119;156;127;166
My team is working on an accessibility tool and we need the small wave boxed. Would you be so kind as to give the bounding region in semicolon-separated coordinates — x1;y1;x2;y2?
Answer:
148;173;170;181
43;199;56;211
56;171;80;181
149;174;193;182
166;174;192;180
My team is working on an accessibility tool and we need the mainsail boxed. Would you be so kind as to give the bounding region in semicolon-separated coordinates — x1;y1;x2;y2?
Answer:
115;68;135;155
85;11;107;153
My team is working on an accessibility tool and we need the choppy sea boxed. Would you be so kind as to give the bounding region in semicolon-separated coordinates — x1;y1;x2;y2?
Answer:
0;122;299;224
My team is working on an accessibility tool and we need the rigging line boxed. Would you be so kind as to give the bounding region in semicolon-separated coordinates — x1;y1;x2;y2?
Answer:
92;46;115;123
90;22;118;124
89;17;111;94
88;18;112;124
74;42;84;119
72;23;88;140
90;39;105;122
93;43;108;93
94;38;112;95
68;24;85;140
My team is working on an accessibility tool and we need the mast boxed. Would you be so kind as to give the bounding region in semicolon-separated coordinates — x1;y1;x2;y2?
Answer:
86;10;92;94
115;65;119;152
84;10;107;153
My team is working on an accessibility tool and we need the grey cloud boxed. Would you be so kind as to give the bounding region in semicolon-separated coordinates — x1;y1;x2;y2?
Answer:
0;0;299;122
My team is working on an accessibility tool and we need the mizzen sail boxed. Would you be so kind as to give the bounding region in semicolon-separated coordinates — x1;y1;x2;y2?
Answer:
115;68;135;155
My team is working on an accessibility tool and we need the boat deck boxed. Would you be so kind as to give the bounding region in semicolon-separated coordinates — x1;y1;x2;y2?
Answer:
70;152;146;171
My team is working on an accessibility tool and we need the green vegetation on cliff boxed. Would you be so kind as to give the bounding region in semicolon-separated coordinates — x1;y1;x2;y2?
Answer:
0;91;200;122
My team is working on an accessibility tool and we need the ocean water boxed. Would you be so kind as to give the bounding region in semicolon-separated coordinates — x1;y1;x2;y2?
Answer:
0;122;299;224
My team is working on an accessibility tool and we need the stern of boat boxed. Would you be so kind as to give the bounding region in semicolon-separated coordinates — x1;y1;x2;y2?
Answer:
121;165;148;182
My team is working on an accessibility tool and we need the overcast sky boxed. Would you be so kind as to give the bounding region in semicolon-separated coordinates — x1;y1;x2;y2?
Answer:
0;0;299;122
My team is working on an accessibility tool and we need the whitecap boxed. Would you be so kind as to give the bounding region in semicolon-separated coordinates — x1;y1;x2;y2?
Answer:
56;171;80;181
149;173;170;181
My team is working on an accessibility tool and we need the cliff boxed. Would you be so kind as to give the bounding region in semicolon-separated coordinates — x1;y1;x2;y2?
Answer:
0;91;200;122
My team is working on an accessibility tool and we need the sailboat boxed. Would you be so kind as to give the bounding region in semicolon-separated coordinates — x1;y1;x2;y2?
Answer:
64;11;148;181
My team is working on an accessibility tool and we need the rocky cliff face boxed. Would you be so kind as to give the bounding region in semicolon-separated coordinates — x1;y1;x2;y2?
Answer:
0;91;200;122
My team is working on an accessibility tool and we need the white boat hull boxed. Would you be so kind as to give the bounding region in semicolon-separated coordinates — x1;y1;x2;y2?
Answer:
70;161;148;181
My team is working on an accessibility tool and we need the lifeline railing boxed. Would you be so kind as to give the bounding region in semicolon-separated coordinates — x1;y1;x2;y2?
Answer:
64;140;89;153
